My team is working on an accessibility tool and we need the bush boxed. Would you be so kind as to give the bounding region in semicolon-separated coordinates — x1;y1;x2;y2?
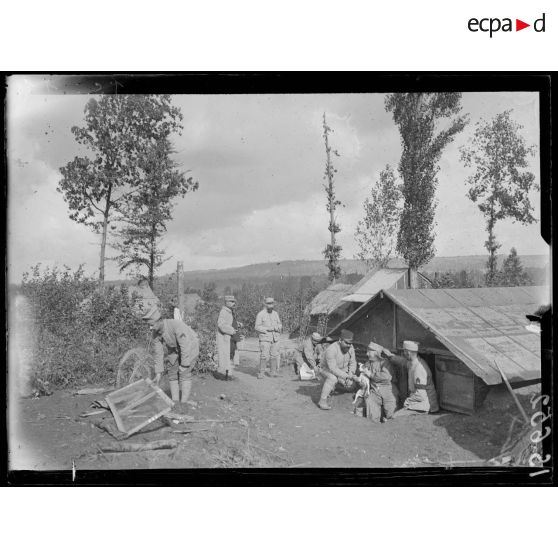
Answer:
20;264;148;387
187;299;220;375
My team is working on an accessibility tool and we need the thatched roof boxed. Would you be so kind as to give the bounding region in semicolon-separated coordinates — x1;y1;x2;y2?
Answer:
307;283;352;315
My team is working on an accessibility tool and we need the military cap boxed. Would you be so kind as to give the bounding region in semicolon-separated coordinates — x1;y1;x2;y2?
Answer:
403;340;419;351
141;306;161;322
339;329;354;343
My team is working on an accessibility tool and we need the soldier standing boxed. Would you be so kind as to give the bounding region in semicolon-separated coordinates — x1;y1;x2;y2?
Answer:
255;297;282;379
216;294;241;381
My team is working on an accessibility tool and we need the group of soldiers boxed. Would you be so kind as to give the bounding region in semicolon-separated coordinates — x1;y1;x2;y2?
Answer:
294;327;439;420
140;294;439;421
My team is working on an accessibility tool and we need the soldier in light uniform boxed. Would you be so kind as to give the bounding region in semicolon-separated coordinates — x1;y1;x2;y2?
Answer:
318;329;357;410
255;297;282;379
142;306;199;404
216;294;241;381
295;332;325;376
383;340;439;415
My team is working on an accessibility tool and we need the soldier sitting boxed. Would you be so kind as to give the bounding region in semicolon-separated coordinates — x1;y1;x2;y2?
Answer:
355;341;400;422
295;332;325;378
317;329;357;410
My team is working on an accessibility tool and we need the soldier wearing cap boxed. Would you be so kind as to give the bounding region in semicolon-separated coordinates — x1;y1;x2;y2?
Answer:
216;294;242;381
141;306;200;405
383;340;439;415
295;332;325;376
318;329;357;410
358;341;400;422
255;297;282;379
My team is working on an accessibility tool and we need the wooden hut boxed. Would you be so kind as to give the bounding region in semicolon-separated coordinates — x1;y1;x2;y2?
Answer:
305;267;432;335
329;286;546;414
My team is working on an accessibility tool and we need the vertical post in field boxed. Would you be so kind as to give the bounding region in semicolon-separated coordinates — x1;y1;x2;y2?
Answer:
177;261;185;319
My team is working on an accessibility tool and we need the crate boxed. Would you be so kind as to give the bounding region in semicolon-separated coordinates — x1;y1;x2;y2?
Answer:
434;356;488;414
105;378;174;436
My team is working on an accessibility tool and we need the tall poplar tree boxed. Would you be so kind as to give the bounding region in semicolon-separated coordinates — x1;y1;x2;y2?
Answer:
385;93;468;283
322;113;342;282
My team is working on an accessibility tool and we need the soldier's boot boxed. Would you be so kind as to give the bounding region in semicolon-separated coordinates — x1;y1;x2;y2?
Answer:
318;378;334;410
318;399;332;410
269;358;279;378
180;380;192;403
169;380;180;402
257;358;266;379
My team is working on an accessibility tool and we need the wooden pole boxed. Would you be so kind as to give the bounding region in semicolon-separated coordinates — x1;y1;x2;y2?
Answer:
177;260;185;319
494;360;530;425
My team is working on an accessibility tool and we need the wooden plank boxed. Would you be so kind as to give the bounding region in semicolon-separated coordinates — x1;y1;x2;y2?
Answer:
482;336;541;372
391;289;439;308
496;304;537;326
457;336;529;382
443;288;485;307
420;289;463;308
435;358;475;414
508;333;541;356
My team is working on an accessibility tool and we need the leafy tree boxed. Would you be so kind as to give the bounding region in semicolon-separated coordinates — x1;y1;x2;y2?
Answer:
355;164;402;268
201;282;219;304
321;113;343;282
385;93;468;280
58;95;185;284
112;138;198;287
460;110;538;285
496;247;532;287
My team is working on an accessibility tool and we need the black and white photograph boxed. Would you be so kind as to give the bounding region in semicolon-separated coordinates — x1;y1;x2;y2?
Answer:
4;73;553;483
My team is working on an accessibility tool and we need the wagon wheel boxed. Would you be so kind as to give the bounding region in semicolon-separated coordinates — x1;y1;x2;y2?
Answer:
116;347;155;387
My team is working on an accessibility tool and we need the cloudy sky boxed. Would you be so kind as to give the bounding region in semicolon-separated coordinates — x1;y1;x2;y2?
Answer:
7;76;547;283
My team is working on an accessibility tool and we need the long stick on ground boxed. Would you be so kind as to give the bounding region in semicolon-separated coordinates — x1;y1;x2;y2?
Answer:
494;360;530;425
98;440;178;453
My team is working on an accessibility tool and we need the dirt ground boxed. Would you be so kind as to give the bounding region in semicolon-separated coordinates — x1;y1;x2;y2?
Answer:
8;349;540;472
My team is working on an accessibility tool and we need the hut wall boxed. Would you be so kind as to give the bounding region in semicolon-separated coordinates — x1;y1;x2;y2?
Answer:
347;296;396;349
395;306;447;352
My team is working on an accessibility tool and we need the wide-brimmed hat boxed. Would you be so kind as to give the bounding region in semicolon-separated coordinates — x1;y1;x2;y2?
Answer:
141;306;161;322
367;341;383;352
339;329;354;343
264;297;275;305
311;332;323;342
402;340;419;351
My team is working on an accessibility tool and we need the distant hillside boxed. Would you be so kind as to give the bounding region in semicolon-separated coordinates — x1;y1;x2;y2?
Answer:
161;254;549;288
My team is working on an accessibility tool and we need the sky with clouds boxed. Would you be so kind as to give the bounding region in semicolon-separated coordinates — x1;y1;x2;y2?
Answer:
6;76;547;283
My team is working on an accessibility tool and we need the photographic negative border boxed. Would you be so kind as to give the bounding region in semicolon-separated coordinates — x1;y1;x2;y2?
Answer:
2;71;554;486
